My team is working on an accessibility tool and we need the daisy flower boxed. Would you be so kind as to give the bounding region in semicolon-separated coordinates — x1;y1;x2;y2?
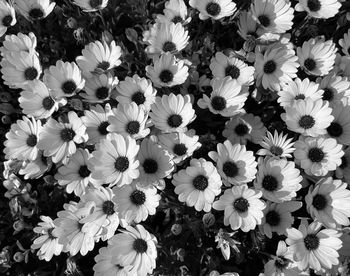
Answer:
254;44;299;91
213;185;265;232
0;32;37;57
19;151;51;180
335;147;350;184
297;38;337;76
116;74;157;111
260;201;302;239
317;73;350;106
209;140;257;186
14;0;55;21
90;133;140;187
326;103;350;145
172;158;222;212
76;40;122;78
144;22;189;55
137;137;174;188
197;77;248;117
339;29;350;57
80;73;118;103
114;181;161;224
145;52;189;87
295;0;341;19
305;177;350;228
31;216;63;262
108;102;150;140
81;103;113;145
255;157;302;202
237;11;258;40
286;220;342;271
37;111;88;164
257;130;295;158
4;116;42;161
223;113;267;145
157;129;201;164
189;0;236;21
156;0;190;24
43;60;85;99
281;98;334;137
250;0;294;35
209;52;255;86
149;93;196;133
278;78;323;108
73;0;109;12
108;224;157;276
19;80;66;119
55;148;93;197
294;136;343;177
0;0;16;37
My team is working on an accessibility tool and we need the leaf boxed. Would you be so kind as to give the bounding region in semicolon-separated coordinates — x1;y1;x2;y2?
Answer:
125;28;139;45
0;103;15;114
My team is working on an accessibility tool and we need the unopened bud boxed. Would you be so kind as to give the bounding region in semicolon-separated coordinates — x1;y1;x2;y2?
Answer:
13;220;25;232
13;252;24;262
171;224;182;235
202;213;215;227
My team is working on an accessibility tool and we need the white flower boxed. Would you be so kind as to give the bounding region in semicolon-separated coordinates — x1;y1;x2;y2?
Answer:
326;103;350;145
156;0;190;24
257;130;295;158
189;0;236;20
73;0;109;12
295;0;341;19
317;73;350;106
0;0;16;37
0;32;37;57
14;0;55;21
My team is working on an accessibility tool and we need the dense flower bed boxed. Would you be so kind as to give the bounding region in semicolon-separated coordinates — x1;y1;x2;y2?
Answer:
1;0;350;275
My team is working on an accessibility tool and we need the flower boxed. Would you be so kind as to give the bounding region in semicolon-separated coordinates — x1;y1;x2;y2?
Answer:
14;0;55;21
189;0;236;20
150;93;196;133
108;224;157;276
297;38;337;76
19;80;66;119
197;77;248;117
215;228;240;261
31;216;63;261
305;177;350;228
156;0;190;24
281;98;334;137
286;220;342;271
278;78;323;108
255;157;302;202
257;130;295;158
90;133;140;187
213;185;265;232
260;201;302;238
113;181;161;224
76;40;122;78
37;111;88;164
108;102;150;140
317;73;350;106
55;148;93;196
4;116;42;161
339;29;350;57
209;52;255;86
294;136;343;177
295;0;341;19
73;0;109;12
209;140;257;186
0;32;37;57
0;0;16;37
19;151;51;180
223;113;267;145
172;158;222;212
146;52;189;87
43;60;85;99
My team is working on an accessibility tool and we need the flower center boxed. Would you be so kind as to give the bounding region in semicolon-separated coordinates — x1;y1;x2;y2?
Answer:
98;121;109;135
172;16;183;24
265;210;280;226
143;158;158;174
304;58;317;71
29;8;44;20
258;15;270;27
307;0;321;12
130;190;146;206
262;175;279;192
102;200;115;215
312;194;328;210
322;88;334;101
206;2;221;16
26;134;37;147
131;91;146;105
308;147;324;163
173;143;187;156
114;156;129;172
2;15;13;27
159;69;174;83
225;65;240;79
126;121;140;135
97;61;110;71
42;96;55;110
298;115;315;129
24;67;39;81
263;60;277;74
163;41;177;52
167;114;183;128
222;161;239;178
193;175;208;191
133;238;148;253
234;123;249;136
96;86;109;100
211;96;226;111
233;197;249;213
340;156;348;169
270;146;283;156
60;128;75;142
62;80;77;95
78;165;91;178
304;234;320;251
327;122;343;137
274;257;289;270
295;94;305;100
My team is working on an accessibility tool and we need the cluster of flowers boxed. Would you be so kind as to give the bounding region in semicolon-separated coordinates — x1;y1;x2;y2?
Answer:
2;0;350;275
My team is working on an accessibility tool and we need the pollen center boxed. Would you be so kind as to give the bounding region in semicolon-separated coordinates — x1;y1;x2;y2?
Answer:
132;91;146;105
102;200;115;215
266;210;280;226
206;2;221;17
322;88;334;101
308;147;324;163
126;121;140;135
193;175;208;191
78;165;91;178
26;134;38;147
327;122;343;137
173;143;187;156
307;0;321;12
143;158;158;174
262;175;279;192
2;15;13;27
234;123;249;136
298;115;315;129
114;156;130;172
98;121;109;135
167;114;183;128
159;69;174;83
62;80;77;95
60;128;75;142
133;238;148;253
258;15;270;27
263;60;277;74
42;96;55;110
130;190;146;206
163;41;177;52
222;161;239;178
211;96;226;111
24;67;39;81
225;65;240;79
304;58;317;71
304;234;320;251
233;197;249;213
29;8;44;20
96;86;109;100
312;194;328;210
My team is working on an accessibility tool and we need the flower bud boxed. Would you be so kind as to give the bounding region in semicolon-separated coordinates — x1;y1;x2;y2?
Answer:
13;252;24;262
202;213;215;227
171;223;182;235
13;220;25;232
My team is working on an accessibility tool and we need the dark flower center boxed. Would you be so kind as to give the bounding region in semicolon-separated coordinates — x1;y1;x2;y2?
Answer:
340;156;348;169
225;65;240;79
126;121;140;135
263;60;277;74
114;156;129;172
78;165;91;178
266;210;280;226
307;0;321;12
270;146;283;156
26;134;37;147
211;96;226;111
206;2;221;16
97;61;110;71
304;234;320;251
295;94;305;100
102;200;115;215
130;190;146;206
2;15;13;27
233;197;249;213
96;86;109;100
42;96;55;110
62;80;77;95
143;158;158;174
98;121;109;135
262;175;279;192
60;128;75;142
29;8;44;20
322;88;334;101
131;91;146;105
173;143;187;156
163;41;177;52
222;161;239;178
258;15;270;27
24;67;39;81
193;175;208;191
327;122;343;137
275;257;289;270
308;147;324;163
133;238;148;253
312;194;328;210
235;123;249;136
172;16;183;24
304;58;317;71
167;114;183;128
159;69;174;83
298;115;315;129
